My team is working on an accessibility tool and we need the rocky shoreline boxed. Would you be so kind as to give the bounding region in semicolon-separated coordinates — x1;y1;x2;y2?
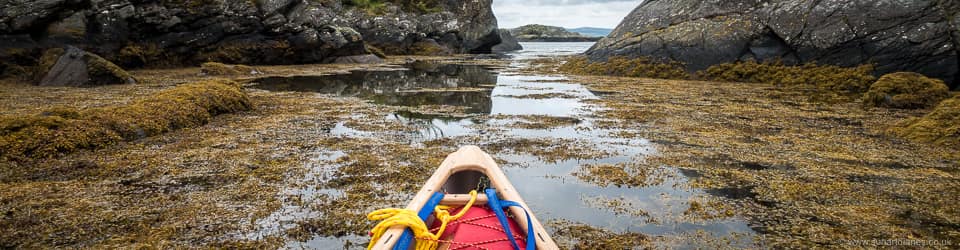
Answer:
0;0;501;70
586;0;960;88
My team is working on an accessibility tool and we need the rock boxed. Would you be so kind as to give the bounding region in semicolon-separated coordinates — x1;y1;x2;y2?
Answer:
0;0;70;32
46;11;86;41
256;0;299;16
347;0;500;54
510;24;602;42
409;39;452;56
38;46;136;87
0;0;501;67
331;54;385;64
492;29;523;52
587;0;960;88
863;72;951;109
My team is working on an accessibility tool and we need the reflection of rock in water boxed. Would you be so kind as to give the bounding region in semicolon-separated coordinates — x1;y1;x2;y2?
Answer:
389;111;484;142
252;64;496;113
374;91;492;114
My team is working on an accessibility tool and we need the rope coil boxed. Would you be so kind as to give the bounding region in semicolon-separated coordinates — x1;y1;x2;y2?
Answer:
367;190;478;250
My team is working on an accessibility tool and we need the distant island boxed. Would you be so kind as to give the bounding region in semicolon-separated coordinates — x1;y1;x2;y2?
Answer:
568;27;613;37
509;24;605;42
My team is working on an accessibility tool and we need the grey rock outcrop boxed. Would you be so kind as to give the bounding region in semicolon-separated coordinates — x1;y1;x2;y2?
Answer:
0;0;500;68
38;46;136;87
492;29;523;52
586;0;960;88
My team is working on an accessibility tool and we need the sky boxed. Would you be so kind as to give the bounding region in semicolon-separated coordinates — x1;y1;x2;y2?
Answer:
492;0;641;29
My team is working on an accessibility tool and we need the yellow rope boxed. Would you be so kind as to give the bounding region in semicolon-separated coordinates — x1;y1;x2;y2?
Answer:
367;190;478;250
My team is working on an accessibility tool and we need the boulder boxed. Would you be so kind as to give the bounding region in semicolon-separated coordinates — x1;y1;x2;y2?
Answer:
332;54;385;64
587;0;960;88
863;72;951;109
38;46;136;87
492;29;523;52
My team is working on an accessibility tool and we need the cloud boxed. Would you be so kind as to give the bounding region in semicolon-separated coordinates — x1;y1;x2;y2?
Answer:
492;0;641;29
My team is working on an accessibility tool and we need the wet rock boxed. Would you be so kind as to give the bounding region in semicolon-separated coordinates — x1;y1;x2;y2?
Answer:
492;29;523;52
331;55;384;64
38;46;136;87
587;0;960;88
863;72;951;109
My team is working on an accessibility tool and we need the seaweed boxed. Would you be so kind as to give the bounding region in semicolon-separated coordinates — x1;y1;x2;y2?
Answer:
862;72;950;109
559;56;690;80
365;43;387;58
0;79;250;161
85;52;137;85
200;62;259;76
700;60;877;94
889;95;960;150
549;219;650;249
117;43;165;68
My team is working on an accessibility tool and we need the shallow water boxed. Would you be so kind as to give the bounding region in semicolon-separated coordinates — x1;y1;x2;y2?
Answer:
511;42;597;60
253;43;758;248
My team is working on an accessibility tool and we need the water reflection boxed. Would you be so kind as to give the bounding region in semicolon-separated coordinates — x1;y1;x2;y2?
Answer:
252;63;496;113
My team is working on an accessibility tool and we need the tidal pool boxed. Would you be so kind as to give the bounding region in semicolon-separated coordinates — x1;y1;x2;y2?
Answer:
252;61;758;248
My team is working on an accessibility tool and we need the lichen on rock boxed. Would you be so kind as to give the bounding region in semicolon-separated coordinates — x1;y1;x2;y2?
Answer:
862;72;951;109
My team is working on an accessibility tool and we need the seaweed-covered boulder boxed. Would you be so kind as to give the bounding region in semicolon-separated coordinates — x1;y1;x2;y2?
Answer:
492;29;523;52
863;72;951;109
37;46;136;87
200;62;259;76
890;95;960;150
587;0;960;88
